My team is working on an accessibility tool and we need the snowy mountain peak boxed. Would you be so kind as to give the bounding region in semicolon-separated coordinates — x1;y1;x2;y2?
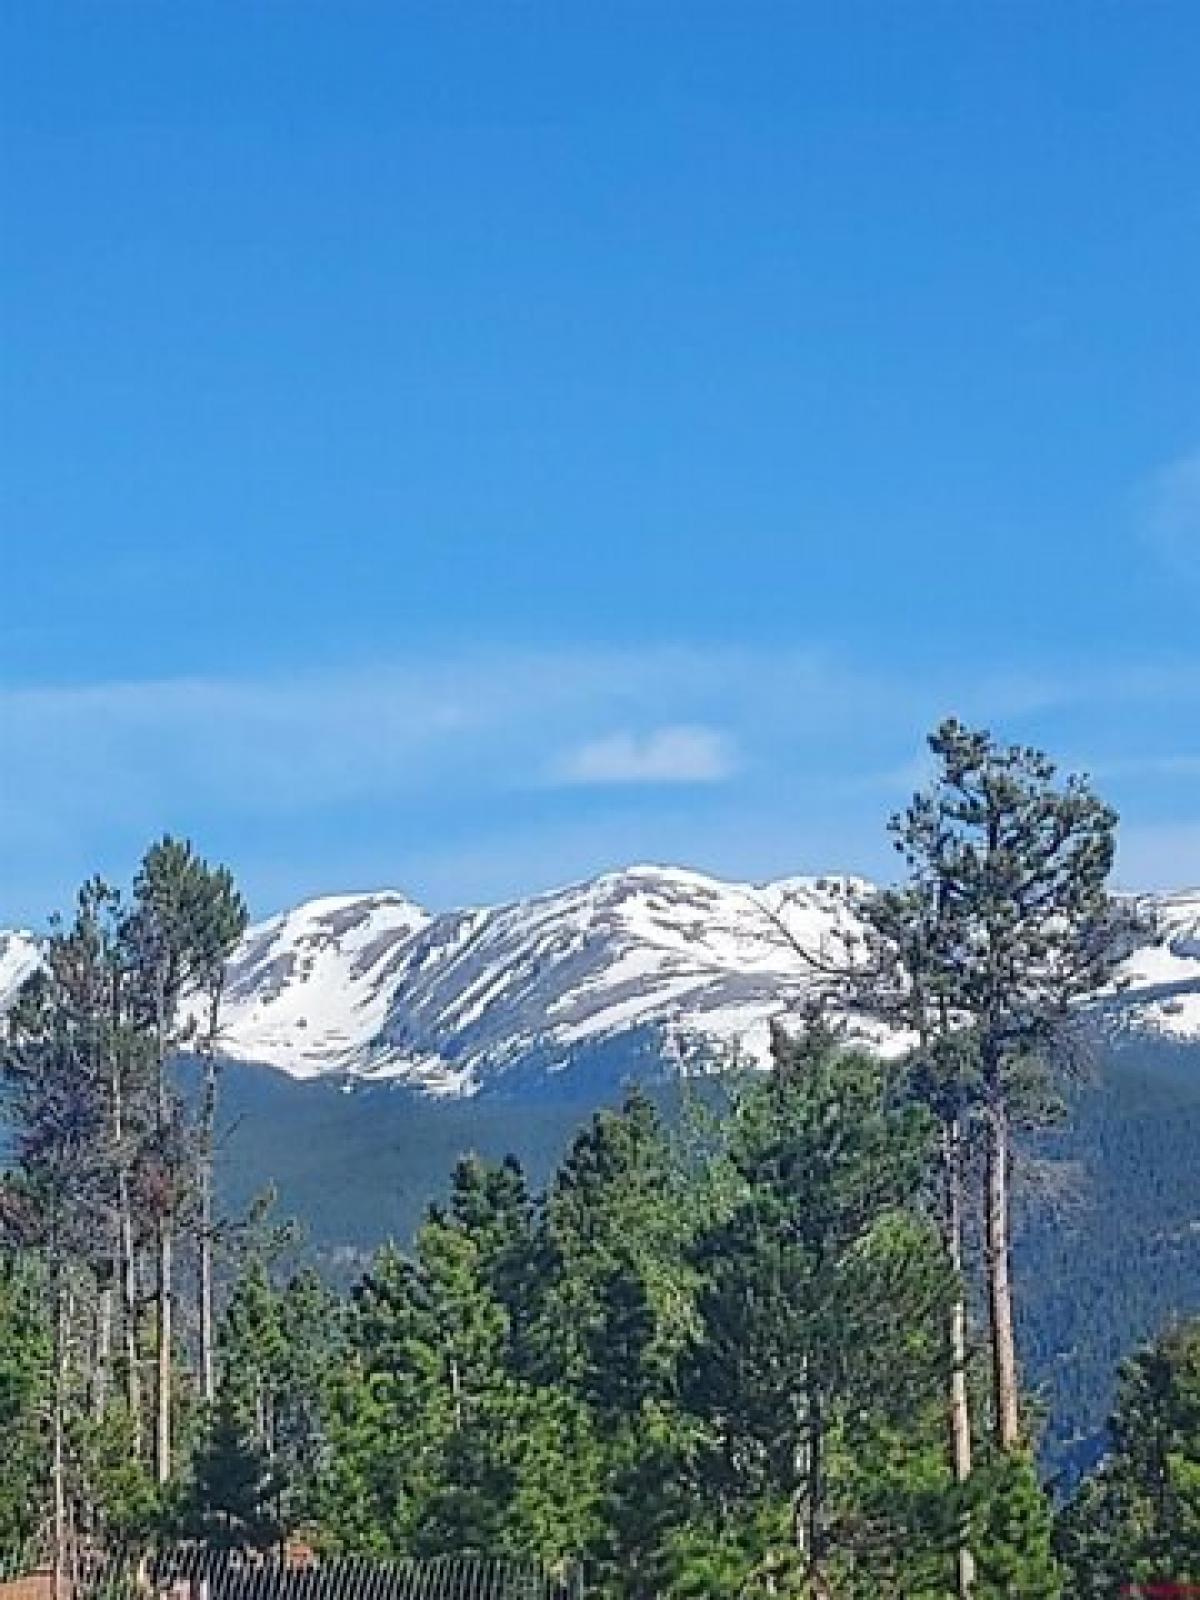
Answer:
290;866;877;1095
189;865;865;1094
215;890;430;1077
6;866;1200;1097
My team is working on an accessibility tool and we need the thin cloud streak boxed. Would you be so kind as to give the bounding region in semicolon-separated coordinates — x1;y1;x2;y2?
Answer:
0;645;880;821
550;726;738;786
0;647;864;850
1139;446;1200;576
8;643;1200;920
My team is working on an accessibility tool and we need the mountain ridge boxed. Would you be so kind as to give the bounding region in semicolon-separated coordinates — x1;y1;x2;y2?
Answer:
5;864;1200;1096
211;865;874;1094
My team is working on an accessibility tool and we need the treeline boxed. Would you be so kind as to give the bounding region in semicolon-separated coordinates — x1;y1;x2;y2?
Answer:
1;722;1197;1596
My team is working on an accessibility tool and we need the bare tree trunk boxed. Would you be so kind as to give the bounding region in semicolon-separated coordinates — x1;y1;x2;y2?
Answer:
790;1361;832;1599
119;1167;142;1456
92;1285;114;1422
984;1098;1020;1450
156;1217;173;1484
52;1272;73;1600
944;1116;976;1598
806;1391;824;1579
199;1157;215;1407
448;1349;463;1432
155;982;174;1486
110;1019;143;1457
792;1439;809;1566
198;993;220;1407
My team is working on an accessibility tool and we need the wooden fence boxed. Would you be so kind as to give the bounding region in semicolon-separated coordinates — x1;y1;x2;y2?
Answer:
0;1548;583;1600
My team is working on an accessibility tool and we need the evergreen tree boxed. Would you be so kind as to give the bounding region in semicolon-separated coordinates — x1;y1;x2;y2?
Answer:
0;1258;49;1548
191;869;247;1409
1058;1318;1200;1593
274;1270;342;1528
317;1159;606;1568
74;1404;160;1549
180;1382;283;1555
215;1260;339;1541
444;1154;541;1374
864;720;1129;1458
537;1092;697;1594
972;1450;1061;1600
683;1026;958;1597
1;843;244;1561
855;882;983;1596
220;1265;288;1445
1;940;118;1583
539;1090;695;1407
126;836;247;1482
318;1217;513;1557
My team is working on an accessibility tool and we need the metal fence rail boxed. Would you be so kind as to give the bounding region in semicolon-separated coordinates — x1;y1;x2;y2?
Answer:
0;1547;583;1600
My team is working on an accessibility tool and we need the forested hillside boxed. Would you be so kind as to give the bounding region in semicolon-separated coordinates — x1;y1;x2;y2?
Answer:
1018;1037;1200;1482
205;1028;1200;1486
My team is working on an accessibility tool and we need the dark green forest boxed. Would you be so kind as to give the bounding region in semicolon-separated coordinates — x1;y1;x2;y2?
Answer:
209;1028;1200;1491
2;723;1199;1598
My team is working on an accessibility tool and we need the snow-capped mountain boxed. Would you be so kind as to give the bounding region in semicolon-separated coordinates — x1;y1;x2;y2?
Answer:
5;867;1200;1097
210;867;872;1094
0;930;41;1013
344;867;874;1094
203;875;1200;1091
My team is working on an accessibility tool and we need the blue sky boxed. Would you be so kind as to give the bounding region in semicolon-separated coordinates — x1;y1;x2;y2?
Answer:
3;3;1200;923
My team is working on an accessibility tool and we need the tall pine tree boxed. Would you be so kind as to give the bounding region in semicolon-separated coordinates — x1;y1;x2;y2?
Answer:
682;1025;958;1598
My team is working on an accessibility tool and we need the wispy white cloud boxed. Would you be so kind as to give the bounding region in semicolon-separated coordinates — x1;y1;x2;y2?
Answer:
0;648;806;842
1138;446;1200;574
10;641;1200;921
550;725;737;786
0;670;466;824
0;645;882;835
0;645;896;918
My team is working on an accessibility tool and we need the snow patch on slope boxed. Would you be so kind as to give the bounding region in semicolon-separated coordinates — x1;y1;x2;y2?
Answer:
0;931;40;1012
1107;889;1200;1040
212;891;430;1077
